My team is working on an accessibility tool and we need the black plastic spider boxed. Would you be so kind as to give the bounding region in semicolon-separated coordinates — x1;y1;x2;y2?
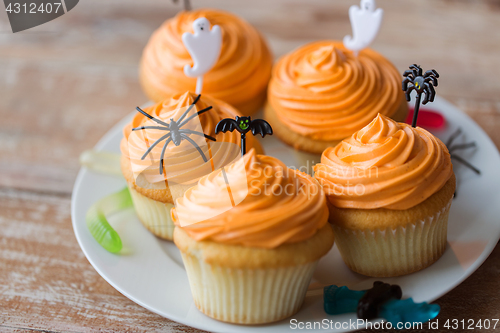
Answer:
446;128;481;175
402;64;439;127
446;128;481;197
132;94;216;175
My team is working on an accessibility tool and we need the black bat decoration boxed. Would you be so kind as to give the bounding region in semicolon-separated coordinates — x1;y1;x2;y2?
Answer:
402;64;439;128
215;116;273;156
132;94;216;175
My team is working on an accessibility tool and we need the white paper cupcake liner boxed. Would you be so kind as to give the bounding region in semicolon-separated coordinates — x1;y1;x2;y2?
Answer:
180;252;318;324
128;185;175;240
332;198;453;277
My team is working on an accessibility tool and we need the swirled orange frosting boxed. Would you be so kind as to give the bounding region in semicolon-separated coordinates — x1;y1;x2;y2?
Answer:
268;41;405;141
120;92;262;186
172;149;329;248
140;9;272;111
314;114;453;210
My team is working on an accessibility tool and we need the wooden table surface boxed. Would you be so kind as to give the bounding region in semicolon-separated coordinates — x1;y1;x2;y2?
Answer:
1;0;499;332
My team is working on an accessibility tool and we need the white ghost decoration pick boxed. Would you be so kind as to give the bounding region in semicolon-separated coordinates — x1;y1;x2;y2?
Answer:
343;0;384;56
182;17;222;94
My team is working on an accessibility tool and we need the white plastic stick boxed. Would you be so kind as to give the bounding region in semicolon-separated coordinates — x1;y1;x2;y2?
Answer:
195;77;203;94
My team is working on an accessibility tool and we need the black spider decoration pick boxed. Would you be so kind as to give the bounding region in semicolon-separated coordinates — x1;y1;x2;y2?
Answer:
446;128;481;175
172;0;191;11
215;116;273;156
133;94;216;175
446;128;481;198
402;64;439;127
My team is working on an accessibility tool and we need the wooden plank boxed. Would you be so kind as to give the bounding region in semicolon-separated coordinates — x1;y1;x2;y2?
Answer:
0;188;498;332
453;98;500;149
0;189;206;332
0;0;499;332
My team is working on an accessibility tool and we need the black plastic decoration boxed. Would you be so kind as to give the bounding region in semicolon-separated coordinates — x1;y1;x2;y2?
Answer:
445;128;481;198
402;64;439;127
215;116;273;156
446;128;481;175
133;94;216;174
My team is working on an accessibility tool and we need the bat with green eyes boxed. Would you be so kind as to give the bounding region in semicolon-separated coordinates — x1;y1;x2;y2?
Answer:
215;116;273;156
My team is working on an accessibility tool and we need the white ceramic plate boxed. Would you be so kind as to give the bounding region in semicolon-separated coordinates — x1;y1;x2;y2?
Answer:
72;97;500;333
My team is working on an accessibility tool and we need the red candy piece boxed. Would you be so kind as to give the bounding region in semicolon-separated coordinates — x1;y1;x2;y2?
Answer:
405;108;445;129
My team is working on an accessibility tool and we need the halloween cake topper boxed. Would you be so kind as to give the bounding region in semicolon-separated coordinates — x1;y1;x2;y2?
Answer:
446;128;481;175
132;94;216;174
446;128;481;197
402;64;440;128
324;282;440;327
182;18;222;94
215;116;273;156
343;0;384;56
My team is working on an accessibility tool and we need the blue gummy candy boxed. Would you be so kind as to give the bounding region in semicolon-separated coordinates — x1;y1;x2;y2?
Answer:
323;285;441;329
380;298;440;328
324;285;366;315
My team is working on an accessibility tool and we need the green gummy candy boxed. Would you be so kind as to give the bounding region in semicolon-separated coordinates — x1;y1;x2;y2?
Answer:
86;187;133;253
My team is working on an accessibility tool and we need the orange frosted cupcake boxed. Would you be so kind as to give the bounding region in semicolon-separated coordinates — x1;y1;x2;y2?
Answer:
121;92;263;240
265;41;408;155
314;114;455;277
172;150;334;324
140;9;273;116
